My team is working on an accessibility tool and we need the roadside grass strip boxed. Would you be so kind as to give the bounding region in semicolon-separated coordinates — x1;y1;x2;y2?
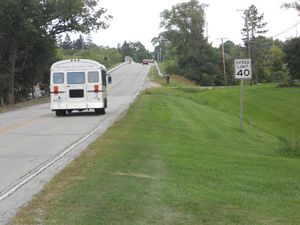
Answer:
0;96;49;114
12;82;300;224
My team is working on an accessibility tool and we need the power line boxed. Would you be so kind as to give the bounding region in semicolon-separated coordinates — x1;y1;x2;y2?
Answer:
248;22;300;44
271;22;300;38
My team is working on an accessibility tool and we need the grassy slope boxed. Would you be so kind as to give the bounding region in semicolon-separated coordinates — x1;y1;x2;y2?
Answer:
185;84;299;137
12;70;300;225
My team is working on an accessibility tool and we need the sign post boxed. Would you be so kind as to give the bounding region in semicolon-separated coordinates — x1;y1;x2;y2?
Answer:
235;59;252;129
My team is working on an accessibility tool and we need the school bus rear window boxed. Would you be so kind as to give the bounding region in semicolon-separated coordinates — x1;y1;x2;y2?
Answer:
67;72;85;84
88;71;99;83
53;73;64;84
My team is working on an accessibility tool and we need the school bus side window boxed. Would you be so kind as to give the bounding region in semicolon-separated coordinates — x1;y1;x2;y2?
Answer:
67;72;85;84
102;70;107;86
53;72;64;84
88;71;99;83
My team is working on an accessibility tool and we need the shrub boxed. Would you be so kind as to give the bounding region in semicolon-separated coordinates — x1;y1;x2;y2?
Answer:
277;73;295;87
278;136;300;158
273;70;287;82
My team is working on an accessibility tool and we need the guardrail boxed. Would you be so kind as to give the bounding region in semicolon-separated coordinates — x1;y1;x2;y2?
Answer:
155;61;163;77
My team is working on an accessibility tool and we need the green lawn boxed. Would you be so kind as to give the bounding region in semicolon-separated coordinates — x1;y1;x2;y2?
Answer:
12;72;300;224
186;84;300;137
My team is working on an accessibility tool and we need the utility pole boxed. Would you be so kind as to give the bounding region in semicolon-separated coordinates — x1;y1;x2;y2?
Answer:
221;38;228;86
245;12;253;84
216;38;229;86
246;14;251;60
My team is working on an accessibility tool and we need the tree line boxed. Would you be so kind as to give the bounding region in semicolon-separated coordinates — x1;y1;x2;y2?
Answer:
0;0;112;105
152;0;300;86
1;0;299;105
0;0;153;105
117;41;152;63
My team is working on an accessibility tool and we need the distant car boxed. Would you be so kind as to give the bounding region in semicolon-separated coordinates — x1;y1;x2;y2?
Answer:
142;59;148;65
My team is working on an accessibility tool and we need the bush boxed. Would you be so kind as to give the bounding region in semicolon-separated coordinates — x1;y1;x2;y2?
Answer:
273;70;287;82
278;136;300;158
163;57;180;75
277;73;295;87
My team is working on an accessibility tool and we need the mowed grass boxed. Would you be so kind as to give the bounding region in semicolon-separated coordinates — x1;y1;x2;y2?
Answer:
12;73;300;224
183;84;300;137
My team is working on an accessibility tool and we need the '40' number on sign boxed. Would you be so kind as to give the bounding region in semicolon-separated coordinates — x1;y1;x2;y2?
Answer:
237;69;250;77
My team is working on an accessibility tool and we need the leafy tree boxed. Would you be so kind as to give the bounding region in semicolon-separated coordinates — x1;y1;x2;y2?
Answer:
119;41;151;62
269;41;286;81
0;0;112;104
251;36;273;82
160;0;206;60
17;36;57;100
131;42;152;63
58;45;122;68
222;40;245;85
157;0;221;85
119;41;133;60
284;37;300;80
152;33;169;62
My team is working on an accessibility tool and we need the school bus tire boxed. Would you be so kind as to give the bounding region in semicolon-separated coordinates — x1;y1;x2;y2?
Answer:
95;108;105;115
55;110;66;117
104;98;107;108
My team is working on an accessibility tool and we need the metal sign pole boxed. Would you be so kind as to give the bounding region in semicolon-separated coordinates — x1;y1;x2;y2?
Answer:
235;58;251;130
240;79;244;130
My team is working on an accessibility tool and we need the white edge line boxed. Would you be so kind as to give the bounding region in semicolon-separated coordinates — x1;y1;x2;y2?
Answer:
0;111;120;202
0;64;147;203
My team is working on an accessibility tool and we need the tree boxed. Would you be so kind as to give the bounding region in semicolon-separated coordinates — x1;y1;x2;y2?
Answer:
151;35;169;62
269;40;286;81
222;40;245;85
282;1;300;14
119;41;132;60
0;0;112;104
73;34;86;50
86;34;93;47
0;0;38;103
157;0;221;85
59;44;122;68
118;41;151;63
160;0;206;59
131;42;152;63
61;33;73;49
284;37;300;80
17;36;57;100
242;5;268;42
241;5;268;83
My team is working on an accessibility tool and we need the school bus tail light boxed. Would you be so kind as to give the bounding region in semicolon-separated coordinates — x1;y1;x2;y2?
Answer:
94;84;99;93
54;86;59;94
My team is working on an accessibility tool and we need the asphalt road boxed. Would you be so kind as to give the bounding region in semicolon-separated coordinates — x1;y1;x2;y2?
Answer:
0;63;150;224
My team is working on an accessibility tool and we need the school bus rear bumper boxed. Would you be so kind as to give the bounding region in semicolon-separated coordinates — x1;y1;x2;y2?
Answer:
51;102;105;111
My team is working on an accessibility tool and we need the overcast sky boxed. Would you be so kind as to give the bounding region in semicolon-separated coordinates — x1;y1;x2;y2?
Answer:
91;0;299;51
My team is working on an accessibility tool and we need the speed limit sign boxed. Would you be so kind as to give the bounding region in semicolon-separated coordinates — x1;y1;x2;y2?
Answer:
235;59;252;79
